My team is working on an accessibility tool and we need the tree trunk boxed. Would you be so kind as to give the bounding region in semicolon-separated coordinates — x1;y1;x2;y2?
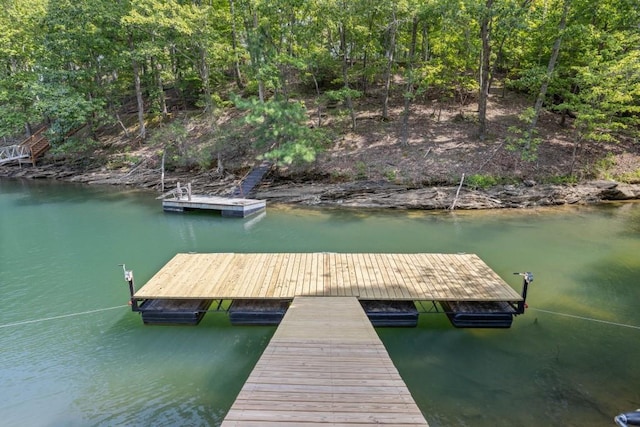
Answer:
339;15;356;131
382;5;397;122
526;0;570;149
488;0;532;93
152;55;168;120
130;36;146;140
488;35;506;94
361;10;376;95
310;70;322;127
199;45;213;114
421;22;429;61
478;0;494;140
242;5;265;102
228;0;244;89
401;15;419;146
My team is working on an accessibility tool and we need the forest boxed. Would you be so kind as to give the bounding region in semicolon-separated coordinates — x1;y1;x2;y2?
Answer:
1;0;639;182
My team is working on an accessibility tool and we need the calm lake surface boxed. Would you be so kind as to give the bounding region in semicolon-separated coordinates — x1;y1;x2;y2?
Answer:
1;179;639;426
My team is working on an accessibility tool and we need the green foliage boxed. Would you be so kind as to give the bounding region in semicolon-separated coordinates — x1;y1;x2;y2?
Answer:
0;0;636;175
383;169;397;182
506;107;542;161
324;88;363;105
37;79;106;144
616;169;640;184
592;152;617;180
148;121;200;170
0;72;40;137
106;151;140;170
355;161;368;180
49;137;100;157
466;174;498;190
234;96;328;165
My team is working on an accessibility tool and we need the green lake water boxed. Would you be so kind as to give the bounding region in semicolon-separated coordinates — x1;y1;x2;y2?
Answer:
1;179;639;426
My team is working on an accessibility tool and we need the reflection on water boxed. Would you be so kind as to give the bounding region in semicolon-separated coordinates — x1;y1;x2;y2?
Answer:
0;179;639;426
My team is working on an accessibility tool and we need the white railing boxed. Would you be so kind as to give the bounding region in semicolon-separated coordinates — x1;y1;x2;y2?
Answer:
0;145;29;164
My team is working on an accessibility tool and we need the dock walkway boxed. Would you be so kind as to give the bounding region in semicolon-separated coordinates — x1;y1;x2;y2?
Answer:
222;296;429;426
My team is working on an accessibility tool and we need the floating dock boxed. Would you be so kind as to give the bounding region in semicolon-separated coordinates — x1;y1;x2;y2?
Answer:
221;296;429;426
136;299;212;325
131;253;528;328
162;195;266;217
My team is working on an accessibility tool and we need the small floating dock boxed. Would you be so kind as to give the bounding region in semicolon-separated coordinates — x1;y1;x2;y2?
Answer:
163;195;265;217
221;296;429;426
131;253;529;328
161;182;265;217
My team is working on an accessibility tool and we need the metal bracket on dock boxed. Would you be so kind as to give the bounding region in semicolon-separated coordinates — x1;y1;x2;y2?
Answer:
415;301;443;314
119;264;140;311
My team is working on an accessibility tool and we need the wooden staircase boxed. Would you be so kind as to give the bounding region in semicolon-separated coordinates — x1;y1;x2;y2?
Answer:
20;127;51;165
231;160;272;198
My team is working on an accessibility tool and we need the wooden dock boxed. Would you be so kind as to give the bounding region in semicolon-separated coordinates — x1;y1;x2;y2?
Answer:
221;296;429;426
134;252;522;302
163;194;265;217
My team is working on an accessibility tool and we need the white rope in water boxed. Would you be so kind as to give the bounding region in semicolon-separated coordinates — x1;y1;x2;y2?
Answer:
0;305;128;329
529;307;640;331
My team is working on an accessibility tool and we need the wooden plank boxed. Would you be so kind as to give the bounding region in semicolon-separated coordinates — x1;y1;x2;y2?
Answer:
373;254;397;299
277;253;294;299
449;254;483;299
243;253;268;298
395;254;425;299
405;253;440;299
301;253;313;296
309;253;319;296
222;253;252;296
323;253;332;297
376;254;400;299
195;253;237;296
314;252;325;296
335;253;349;297
255;253;273;298
222;296;428;426
262;253;279;298
364;253;382;299
383;254;411;299
435;254;464;297
354;253;371;299
135;253;522;302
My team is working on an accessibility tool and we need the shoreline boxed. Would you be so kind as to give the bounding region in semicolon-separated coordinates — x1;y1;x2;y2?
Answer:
2;162;639;210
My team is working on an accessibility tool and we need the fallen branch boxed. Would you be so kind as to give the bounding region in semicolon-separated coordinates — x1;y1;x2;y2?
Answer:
449;173;465;210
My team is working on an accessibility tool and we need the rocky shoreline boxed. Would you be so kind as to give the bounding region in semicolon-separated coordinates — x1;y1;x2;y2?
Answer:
2;162;639;210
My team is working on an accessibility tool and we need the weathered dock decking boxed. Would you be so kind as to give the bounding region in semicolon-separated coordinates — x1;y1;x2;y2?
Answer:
134;252;522;302
221;296;429;426
162;195;266;217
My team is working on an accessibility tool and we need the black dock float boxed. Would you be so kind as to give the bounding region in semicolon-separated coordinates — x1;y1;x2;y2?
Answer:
440;301;516;328
360;300;419;327
138;299;212;325
228;299;291;326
